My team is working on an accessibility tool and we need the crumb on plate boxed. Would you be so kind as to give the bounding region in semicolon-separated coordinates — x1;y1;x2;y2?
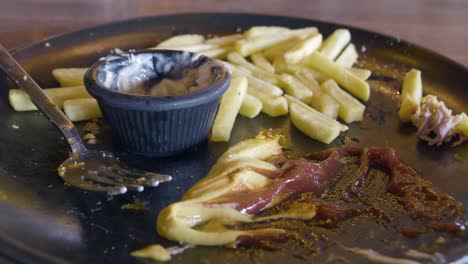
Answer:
131;244;171;262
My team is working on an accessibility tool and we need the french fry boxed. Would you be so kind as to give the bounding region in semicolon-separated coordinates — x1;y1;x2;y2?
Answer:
235;27;318;57
244;73;283;96
321;79;365;123
283;33;322;64
239;94;262;118
249;90;288;117
250;53;275;73
271;56;328;83
201;47;232;59
273;56;306;73
205;34;243;45
304;52;370;101
230;65;283;96
155;34;205;47
289;103;342;144
263;36;301;60
225;62;250;75
349;68;372;80
319;29;351;60
279;74;313;102
295;70;340;119
9;86;90;111
235;34;295;57
216;137;281;164
52;68;87;87
454;113;468;137
211;77;248;142
290;27;319;36
243;26;291;38
131;245;171;262
335;43;358;68
63;98;102;122
284;94;348;131
303;68;330;83
152;43;218;53
227;52;279;84
399;69;422;122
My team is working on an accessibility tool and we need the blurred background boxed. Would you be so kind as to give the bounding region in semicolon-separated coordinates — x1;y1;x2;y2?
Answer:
1;0;467;66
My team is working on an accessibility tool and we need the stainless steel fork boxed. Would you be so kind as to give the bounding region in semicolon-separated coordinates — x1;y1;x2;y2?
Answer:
0;44;172;195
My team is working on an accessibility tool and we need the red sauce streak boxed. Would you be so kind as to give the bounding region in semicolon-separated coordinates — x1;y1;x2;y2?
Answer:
208;150;345;214
205;147;465;238
353;148;464;224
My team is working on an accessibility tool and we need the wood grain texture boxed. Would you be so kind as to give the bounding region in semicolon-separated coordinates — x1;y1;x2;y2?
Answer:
1;0;467;66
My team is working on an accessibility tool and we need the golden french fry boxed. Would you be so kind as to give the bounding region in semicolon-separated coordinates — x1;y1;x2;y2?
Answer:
52;68;87;87
155;34;205;47
236;34;294;57
304;52;370;101
152;43;218;52
335;43;358;68
319;29;351;60
295;70;340;119
321;79;365;123
63;98;102;122
279;74;313;102
201;47;232;59
289;103;342;144
271;56;329;83
273;56;306;73
349;68;372;80
250;53;275;73
229;65;283;96
454;113;468;137
211;77;248;142
249;90;288;117
205;34;243;45
9;86;91;111
131;244;171;262
243;26;291;38
284;94;347;131
239;93;263;118
235;27;318;57
283;33;322;64
290;27;319;36
399;69;422;122
225;62;250;75
263;36;301;61
216;137;281;164
303;68;330;83
227;52;279;84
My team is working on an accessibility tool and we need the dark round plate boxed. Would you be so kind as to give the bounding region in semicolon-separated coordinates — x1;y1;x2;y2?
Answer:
0;13;467;264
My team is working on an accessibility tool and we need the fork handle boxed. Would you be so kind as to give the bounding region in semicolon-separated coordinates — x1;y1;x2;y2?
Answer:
0;44;87;155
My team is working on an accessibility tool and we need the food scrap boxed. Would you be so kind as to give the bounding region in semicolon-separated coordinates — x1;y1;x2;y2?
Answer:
399;69;467;146
131;244;194;262
412;95;467;146
83;133;96;144
82;120;101;144
131;244;171;262
120;198;150;211
83;120;101;135
344;247;420;264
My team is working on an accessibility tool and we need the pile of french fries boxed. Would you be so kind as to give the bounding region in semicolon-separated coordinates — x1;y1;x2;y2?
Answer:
9;26;372;144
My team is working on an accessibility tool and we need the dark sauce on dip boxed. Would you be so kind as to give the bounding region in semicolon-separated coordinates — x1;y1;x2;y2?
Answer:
98;51;225;96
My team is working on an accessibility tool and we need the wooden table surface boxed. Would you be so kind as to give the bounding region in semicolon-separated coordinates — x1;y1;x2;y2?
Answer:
0;0;467;263
1;0;468;67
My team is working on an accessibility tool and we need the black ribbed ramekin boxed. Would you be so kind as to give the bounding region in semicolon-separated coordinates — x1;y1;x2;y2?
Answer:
84;50;231;157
